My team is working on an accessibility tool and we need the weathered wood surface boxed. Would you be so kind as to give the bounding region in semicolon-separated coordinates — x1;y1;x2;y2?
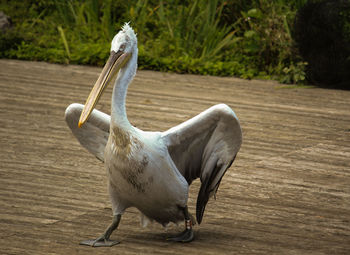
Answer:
0;59;349;255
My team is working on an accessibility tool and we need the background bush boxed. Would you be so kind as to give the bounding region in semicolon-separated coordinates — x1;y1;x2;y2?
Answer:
1;0;348;86
294;0;350;88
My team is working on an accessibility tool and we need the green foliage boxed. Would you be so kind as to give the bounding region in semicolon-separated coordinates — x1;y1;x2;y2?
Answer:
154;0;238;61
231;0;307;84
279;61;308;84
0;0;309;84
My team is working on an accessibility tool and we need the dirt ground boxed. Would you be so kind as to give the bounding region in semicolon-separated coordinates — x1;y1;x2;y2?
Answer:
0;59;349;254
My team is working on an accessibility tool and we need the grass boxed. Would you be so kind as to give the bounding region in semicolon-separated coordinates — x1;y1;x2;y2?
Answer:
0;0;309;84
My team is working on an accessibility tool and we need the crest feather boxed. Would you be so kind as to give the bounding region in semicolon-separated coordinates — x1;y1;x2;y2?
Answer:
122;22;137;42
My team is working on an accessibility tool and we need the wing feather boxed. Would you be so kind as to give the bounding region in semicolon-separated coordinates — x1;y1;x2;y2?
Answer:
162;104;242;224
65;103;110;162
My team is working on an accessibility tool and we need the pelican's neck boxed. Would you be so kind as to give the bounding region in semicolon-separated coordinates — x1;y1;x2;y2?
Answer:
111;50;137;132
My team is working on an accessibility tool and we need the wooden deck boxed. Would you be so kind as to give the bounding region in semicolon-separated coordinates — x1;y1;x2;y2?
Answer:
0;59;349;254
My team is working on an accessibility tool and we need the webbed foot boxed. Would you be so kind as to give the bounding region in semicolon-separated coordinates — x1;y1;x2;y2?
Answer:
80;235;120;247
80;214;121;247
167;228;194;243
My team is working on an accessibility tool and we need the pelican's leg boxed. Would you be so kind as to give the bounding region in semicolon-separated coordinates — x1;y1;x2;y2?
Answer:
80;214;121;247
167;206;194;243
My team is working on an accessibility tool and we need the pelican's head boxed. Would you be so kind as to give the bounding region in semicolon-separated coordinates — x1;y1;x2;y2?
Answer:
78;23;137;128
111;23;137;56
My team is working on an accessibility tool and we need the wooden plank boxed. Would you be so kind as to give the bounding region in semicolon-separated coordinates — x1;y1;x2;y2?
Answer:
0;59;349;254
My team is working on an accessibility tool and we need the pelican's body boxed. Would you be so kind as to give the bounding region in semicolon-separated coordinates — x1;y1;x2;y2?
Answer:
105;128;188;225
65;24;242;246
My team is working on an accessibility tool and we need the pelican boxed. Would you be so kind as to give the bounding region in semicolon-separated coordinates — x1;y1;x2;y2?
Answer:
65;23;242;247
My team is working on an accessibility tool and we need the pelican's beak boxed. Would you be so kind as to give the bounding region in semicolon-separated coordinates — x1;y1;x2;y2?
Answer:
78;50;131;128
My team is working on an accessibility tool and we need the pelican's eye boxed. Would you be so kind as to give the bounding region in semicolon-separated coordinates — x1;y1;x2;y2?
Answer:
119;44;126;51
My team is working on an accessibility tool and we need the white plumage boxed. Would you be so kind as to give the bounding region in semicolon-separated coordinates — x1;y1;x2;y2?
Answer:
65;23;242;246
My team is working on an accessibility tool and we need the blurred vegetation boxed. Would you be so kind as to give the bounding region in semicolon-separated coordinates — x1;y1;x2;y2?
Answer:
294;0;350;88
0;0;327;85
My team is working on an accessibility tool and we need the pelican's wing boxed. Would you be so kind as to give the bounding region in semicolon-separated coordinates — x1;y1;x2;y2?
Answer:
65;103;110;162
162;104;242;224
